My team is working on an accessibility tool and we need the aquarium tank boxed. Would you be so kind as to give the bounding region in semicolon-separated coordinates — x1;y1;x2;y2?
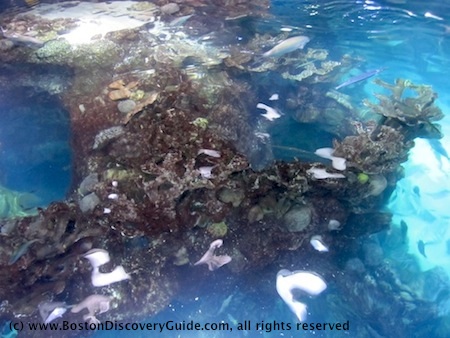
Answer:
1;0;450;337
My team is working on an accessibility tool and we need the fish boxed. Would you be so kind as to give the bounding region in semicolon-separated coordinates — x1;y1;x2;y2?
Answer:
169;14;194;27
335;67;386;90
194;239;232;271
276;269;327;322
256;103;281;121
418;240;427;258
0;27;45;49
310;235;329;252
8;239;39;265
428;139;450;166
38;302;68;324
400;220;408;244
262;35;310;58
45;307;67;324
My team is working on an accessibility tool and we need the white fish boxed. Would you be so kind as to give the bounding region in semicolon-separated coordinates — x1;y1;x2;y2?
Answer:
194;239;232;271
254;132;270;140
91;265;131;287
38;302;69;324
310;235;329;252
263;35;310;58
198;149;221;158
107;193;119;200
257;103;281;121
328;219;341;231
306;168;345;180
198;166;214;178
269;94;279;101
276;269;327;322
45;307;67;324
83;248;111;268
314;147;346;171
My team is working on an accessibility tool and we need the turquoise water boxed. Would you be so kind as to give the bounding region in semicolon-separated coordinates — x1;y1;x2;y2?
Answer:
1;0;450;337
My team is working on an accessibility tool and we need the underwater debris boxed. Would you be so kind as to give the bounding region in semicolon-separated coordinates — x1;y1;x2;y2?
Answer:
194;239;232;271
276;269;327;322
71;294;112;324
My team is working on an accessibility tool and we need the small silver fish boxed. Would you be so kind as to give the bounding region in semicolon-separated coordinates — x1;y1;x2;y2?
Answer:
335;67;386;90
1;27;45;48
262;35;310;58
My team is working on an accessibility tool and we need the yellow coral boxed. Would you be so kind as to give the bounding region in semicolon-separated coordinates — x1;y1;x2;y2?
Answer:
207;221;228;238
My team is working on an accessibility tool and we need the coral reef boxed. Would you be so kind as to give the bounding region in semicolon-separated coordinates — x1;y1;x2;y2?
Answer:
0;1;445;337
363;78;444;140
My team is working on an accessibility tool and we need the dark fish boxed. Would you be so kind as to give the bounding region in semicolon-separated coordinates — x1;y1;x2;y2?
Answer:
412;186;420;197
400;220;408;244
428;139;450;161
8;239;39;265
418;240;427;258
335;67;386;90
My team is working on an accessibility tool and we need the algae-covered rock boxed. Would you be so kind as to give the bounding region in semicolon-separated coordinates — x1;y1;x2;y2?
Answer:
207;221;228;238
217;188;244;207
283;205;312;232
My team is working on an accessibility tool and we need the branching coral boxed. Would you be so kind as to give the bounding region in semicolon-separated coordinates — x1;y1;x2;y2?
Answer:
363;79;444;139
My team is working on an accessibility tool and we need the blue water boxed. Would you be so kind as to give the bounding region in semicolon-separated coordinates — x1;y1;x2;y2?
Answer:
2;0;450;337
0;92;72;210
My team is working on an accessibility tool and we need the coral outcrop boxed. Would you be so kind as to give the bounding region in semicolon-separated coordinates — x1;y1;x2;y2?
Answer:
0;1;445;337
